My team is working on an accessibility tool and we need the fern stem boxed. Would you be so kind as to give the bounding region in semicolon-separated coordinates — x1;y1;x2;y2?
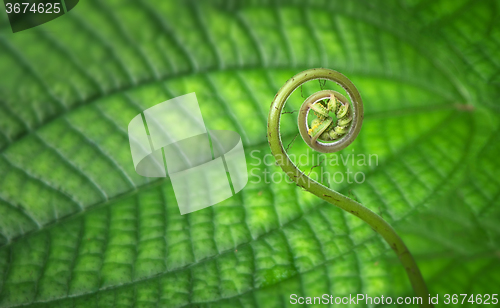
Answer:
267;68;432;307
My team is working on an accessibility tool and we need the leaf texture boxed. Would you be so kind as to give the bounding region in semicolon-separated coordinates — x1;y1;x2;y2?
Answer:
0;0;499;307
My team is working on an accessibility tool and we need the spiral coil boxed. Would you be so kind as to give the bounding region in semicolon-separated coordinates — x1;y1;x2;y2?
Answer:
269;68;364;154
267;68;431;307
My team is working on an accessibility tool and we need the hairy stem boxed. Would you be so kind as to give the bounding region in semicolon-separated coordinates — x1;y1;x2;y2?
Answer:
267;68;432;307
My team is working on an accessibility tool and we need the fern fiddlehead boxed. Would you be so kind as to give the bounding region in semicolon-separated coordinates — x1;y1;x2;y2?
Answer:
267;68;432;307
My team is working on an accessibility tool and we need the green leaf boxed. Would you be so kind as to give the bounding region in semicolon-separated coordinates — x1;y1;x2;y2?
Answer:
0;0;499;307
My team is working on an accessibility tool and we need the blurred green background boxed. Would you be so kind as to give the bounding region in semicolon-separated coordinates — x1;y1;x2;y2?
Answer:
0;0;499;307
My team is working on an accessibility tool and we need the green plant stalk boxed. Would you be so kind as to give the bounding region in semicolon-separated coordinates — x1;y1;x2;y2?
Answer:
268;68;432;307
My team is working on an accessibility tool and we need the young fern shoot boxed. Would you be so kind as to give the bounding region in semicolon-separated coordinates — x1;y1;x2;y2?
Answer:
267;68;432;308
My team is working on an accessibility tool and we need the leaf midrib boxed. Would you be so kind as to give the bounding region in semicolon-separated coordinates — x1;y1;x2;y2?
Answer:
0;101;463;248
